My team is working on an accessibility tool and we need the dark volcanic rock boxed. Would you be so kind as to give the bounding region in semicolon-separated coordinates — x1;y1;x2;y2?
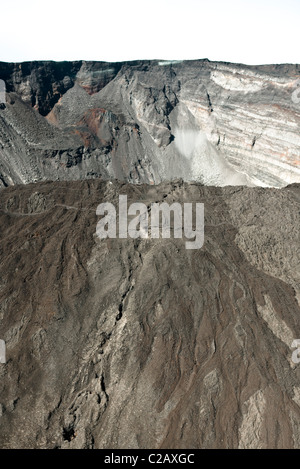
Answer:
0;61;122;116
0;59;300;188
0;179;299;449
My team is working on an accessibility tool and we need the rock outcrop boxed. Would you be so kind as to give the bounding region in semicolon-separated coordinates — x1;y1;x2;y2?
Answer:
0;59;299;188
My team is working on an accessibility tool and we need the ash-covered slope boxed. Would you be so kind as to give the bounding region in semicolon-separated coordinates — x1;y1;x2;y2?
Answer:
0;59;300;188
0;179;299;449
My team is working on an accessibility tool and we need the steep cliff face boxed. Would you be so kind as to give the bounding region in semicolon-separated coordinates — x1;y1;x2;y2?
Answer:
0;59;299;188
0;179;299;449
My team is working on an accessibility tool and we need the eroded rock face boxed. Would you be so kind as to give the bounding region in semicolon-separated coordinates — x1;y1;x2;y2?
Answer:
0;179;299;449
0;59;299;188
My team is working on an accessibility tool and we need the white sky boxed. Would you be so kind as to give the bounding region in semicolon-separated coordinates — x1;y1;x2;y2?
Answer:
0;0;299;65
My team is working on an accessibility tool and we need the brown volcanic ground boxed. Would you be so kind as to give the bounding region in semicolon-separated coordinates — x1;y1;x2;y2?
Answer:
0;178;300;449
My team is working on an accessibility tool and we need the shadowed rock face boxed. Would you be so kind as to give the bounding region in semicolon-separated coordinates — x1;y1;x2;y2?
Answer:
0;59;300;188
0;179;299;449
